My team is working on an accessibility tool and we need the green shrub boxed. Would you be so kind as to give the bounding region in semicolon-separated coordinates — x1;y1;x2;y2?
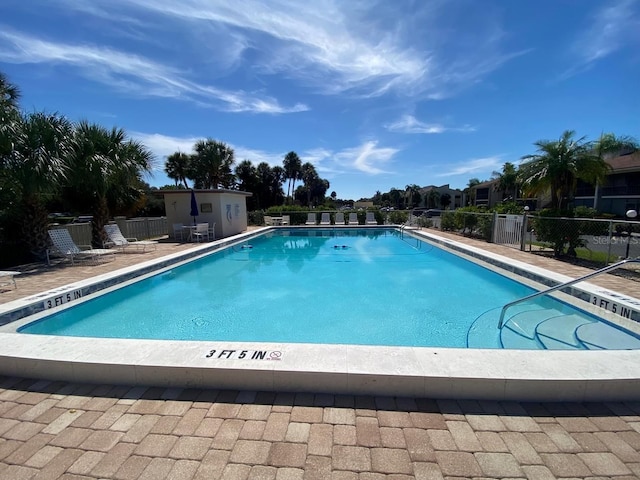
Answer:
388;210;408;224
440;211;456;231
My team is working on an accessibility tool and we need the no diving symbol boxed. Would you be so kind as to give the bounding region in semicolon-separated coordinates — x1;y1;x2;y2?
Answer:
269;351;282;361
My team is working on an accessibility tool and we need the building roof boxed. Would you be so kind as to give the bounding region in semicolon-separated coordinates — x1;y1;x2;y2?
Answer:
606;151;640;173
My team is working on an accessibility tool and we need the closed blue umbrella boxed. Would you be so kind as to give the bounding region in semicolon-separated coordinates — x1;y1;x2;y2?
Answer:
190;190;199;225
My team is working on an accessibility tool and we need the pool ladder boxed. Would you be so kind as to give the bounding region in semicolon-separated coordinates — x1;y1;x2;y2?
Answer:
498;257;640;329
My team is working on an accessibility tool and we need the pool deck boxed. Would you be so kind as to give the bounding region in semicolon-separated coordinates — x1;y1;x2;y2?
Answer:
0;229;639;478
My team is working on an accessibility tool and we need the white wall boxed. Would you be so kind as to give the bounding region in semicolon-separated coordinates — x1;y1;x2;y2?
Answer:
163;190;251;239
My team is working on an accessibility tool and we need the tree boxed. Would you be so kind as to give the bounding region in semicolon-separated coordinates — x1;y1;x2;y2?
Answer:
234;160;258;209
0;73;21;171
464;178;481;206
283;151;302;204
440;193;451;209
299;162;318;206
519;130;608;210
4;112;74;257
492;162;518;201
69;121;153;246
190;139;235;189
405;184;421;209
427;190;440;209
164;151;191;188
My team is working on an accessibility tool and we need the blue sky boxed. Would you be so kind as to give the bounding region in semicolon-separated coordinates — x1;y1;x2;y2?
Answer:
1;0;639;200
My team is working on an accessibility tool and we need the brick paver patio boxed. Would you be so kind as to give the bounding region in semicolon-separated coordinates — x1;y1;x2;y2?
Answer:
1;230;639;479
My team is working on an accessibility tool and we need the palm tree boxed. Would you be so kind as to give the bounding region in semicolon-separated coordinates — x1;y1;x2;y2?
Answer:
492;162;518;201
69;121;153;246
4;111;74;257
591;133;638;160
405;184;421;209
300;162;318;206
164;151;191;188
465;178;481;206
234;160;258;209
283;151;302;204
519;130;607;211
191;139;235;189
0;72;21;164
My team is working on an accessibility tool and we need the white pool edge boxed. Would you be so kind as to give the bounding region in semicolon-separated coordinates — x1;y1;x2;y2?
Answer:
1;227;639;401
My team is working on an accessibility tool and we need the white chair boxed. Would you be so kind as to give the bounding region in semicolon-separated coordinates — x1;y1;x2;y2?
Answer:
335;212;345;225
264;216;273;226
192;223;210;242
282;215;290;225
104;224;157;253
365;212;377;225
305;213;316;225
48;229;117;265
348;213;359;225
0;271;19;289
208;222;216;240
320;213;331;225
172;223;185;241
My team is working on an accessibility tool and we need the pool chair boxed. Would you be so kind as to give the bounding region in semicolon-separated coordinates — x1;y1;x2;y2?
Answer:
305;213;317;225
47;229;117;265
335;212;345;225
208;222;216;240
192;223;210;242
282;215;290;225
172;223;185;241
104;224;157;253
0;271;19;289
348;213;359;225
264;216;273;226
365;212;377;225
320;212;331;225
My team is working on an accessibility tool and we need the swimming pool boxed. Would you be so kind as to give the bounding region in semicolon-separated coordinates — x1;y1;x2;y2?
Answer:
17;228;640;350
2;227;640;400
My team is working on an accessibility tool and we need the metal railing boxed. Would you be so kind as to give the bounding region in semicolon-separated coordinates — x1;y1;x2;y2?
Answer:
497;257;640;329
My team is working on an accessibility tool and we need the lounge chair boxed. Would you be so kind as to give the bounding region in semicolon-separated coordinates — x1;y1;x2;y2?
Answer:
282;215;290;225
48;229;117;265
208;222;216;240
348;213;359;225
320;212;331;225
335;212;345;225
192;223;210;242
0;271;19;289
365;212;377;225
264;216;273;226
104;224;157;253
305;213;316;225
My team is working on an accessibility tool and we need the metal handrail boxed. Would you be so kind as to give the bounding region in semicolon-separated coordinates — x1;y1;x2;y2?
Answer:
497;257;640;329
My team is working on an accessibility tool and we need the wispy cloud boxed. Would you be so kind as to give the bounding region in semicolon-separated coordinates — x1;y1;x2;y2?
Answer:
435;156;503;177
0;29;308;114
132;131;399;177
561;0;640;79
50;0;524;100
335;141;399;175
130;132;287;171
385;114;475;134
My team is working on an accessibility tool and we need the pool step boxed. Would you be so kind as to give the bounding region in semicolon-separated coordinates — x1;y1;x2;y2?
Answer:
576;322;640;350
500;308;566;350
535;314;593;350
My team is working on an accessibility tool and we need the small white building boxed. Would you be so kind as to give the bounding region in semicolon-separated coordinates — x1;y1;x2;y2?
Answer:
163;189;252;239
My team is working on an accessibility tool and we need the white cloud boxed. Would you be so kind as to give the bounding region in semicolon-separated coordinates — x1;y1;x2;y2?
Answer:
385;114;475;134
435;156;503;177
0;29;308;114
335;141;399;175
49;0;525;100
561;0;640;79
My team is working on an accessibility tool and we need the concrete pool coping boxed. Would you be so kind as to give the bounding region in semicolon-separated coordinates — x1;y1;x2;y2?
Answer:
0;226;639;402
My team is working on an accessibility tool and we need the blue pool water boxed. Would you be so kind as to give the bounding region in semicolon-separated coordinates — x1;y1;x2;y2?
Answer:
19;228;640;349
